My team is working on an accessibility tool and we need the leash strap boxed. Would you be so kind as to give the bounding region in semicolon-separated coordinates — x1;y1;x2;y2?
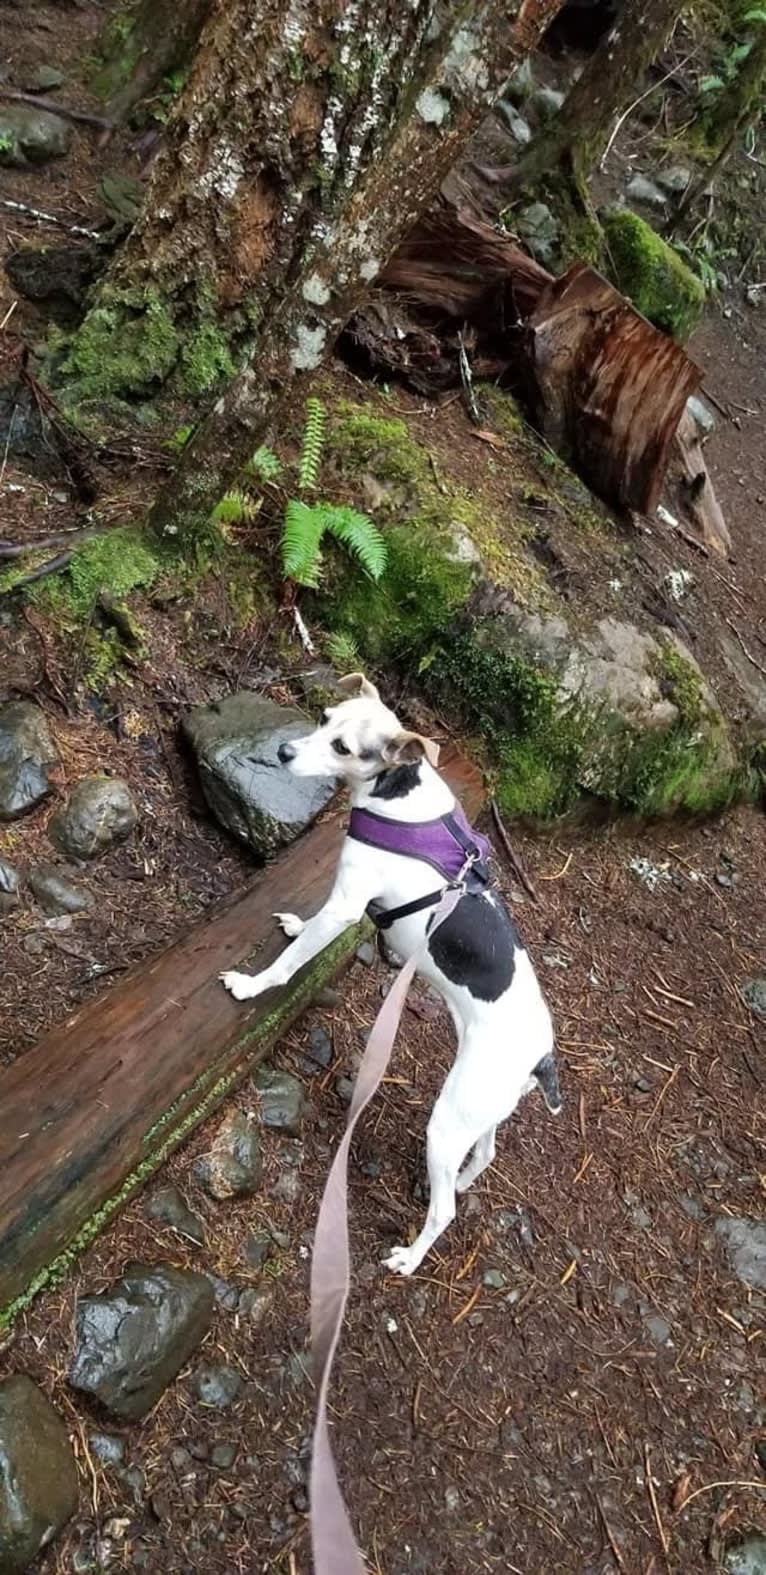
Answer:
309;883;463;1574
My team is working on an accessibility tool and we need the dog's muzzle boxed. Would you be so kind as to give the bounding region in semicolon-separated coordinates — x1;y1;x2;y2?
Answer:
278;741;297;765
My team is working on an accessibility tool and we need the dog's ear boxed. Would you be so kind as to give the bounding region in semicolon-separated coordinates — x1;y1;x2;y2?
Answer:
337;672;380;701
383;730;440;769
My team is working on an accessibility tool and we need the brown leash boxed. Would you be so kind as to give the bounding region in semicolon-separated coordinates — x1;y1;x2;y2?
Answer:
310;885;463;1573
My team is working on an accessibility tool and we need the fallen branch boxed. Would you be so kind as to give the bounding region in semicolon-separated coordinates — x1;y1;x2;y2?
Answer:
1;552;73;591
0;88;113;131
0;528;98;561
489;799;539;903
0;197;102;242
725;617;766;681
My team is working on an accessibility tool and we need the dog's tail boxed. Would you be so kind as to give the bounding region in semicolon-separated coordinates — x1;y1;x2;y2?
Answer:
532;1051;562;1116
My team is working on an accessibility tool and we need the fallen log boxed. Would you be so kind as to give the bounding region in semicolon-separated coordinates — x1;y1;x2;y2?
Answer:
0;746;482;1323
520;263;703;514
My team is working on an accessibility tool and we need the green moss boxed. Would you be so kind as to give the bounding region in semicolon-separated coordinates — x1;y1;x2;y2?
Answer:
602;208;706;341
618;638;741;815
63;286;181;398
179;322;236;396
90;2;141;100
31;527;161;622
330;403;430;488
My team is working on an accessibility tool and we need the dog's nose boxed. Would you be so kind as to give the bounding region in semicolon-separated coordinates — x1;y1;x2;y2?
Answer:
278;741;297;765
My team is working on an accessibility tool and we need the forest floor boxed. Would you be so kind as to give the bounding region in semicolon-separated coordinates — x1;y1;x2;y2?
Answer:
0;3;765;1573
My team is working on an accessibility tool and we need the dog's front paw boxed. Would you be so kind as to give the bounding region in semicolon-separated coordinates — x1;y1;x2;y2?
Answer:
383;1245;420;1278
220;969;262;1001
274;912;304;938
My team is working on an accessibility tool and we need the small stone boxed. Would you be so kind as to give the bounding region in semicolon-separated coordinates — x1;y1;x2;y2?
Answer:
307;1024;333;1067
272;1169;301;1204
0;105;71;167
151;1491;172;1522
68;1263;215;1420
253;1067;305;1134
335;1074;354;1105
195;1109;263;1200
0;701;57;820
206;1275;240;1312
517;201;560;267
194;1365;243;1410
686;393;715;437
496;100;531;144
187;1439;209;1461
529;85;564;122
643;1309;672;1346
243;1231;272;1270
146;1185;206;1245
657;163;691;194
355;941;376;967
0;1376;78;1573
741;978;766;1017
24;65;66;92
171;1446;192;1472
505;56;535;103
716;1217;766;1290
755;1440;766;1475
211;1442;237;1469
626;173;667;209
679;1195;704;1220
315;987;340;1009
280;1350;311;1391
483;1268;506;1289
50;775;138;859
0;857;20;894
634;1075;652;1093
715;868;737;889
723;1534;766;1575
28;863;93;915
291;1485;309;1514
238;1287;275;1327
89;1432;125;1466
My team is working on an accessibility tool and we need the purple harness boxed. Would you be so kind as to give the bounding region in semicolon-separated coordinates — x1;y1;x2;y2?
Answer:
348;803;492;930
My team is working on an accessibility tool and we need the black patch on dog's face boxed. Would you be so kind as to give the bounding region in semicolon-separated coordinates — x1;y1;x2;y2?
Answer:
370;762;421;800
428;892;521;1002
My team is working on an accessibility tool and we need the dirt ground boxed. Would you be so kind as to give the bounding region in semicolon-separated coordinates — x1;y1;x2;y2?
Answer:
1;3;765;1573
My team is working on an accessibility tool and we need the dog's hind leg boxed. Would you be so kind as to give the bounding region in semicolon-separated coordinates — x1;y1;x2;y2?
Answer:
384;1092;475;1278
455;1126;497;1193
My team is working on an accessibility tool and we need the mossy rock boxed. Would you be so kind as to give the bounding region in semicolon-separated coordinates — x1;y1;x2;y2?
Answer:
60;285;237;401
602;208;706;341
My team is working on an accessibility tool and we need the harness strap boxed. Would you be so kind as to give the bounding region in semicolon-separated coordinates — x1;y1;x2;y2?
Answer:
368;887;446;932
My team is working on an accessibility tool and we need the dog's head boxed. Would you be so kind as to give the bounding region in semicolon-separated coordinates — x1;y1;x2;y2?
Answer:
277;673;440;784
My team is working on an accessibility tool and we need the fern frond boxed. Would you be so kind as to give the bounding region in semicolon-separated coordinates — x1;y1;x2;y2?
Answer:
324;629;360;671
298;397;326;492
282;500;326;587
210;491;260;536
323;505;387;582
245;445;283;484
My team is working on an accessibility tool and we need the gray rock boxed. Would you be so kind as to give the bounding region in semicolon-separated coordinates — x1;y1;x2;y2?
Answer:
307;1024;333;1067
206;1274;240;1312
716;1217;766;1290
0;857;19;894
356;941;376;967
0;1375;78;1572
194;1365;242;1409
483;1268;506;1289
253;1067;305;1134
194;1109;263;1201
529;86;565;122
272;1169;301;1204
335;1074;354;1105
24;65;66;92
238;1286;275;1327
517;201;560;267
0;105;71;167
0;701;57;820
626;174;667;209
642;1308;672;1345
724;1536;766;1575
657;164;691;194
68;1263;215;1420
4;243;102;322
211;1441;237;1469
49;775;138;858
182;693;336;858
89;1431;125;1466
28;862;93;915
504;56;535;104
496;101;532;144
243;1231;273;1270
145;1185;206;1246
741;977;766;1016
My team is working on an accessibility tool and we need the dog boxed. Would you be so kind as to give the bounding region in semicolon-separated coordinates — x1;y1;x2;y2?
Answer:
221;673;560;1276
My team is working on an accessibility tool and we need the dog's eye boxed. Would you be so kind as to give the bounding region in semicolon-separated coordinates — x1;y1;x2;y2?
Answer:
332;737;351;756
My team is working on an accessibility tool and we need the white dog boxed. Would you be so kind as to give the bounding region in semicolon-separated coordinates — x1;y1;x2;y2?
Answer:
222;674;560;1276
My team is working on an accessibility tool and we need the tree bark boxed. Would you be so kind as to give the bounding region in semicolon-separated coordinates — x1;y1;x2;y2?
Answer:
93;0;212;121
482;0;685;196
673;24;766;222
96;0;559;539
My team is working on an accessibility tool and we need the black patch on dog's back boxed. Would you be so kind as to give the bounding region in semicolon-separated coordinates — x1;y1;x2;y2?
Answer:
370;763;421;800
428;891;520;1001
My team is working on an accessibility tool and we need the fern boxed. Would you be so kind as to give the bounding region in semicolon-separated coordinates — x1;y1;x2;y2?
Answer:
246;445;283;483
324;629;361;670
322;505;387;581
210;490;261;533
282;500;326;587
298;397;326;491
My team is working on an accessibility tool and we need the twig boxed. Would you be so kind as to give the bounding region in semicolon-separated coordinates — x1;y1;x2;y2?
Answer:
675;1478;765;1511
701;386;730;420
0;88;113;131
600;53;695;170
0;528;98;561
644;1443;670;1556
0;196;102;242
725;617;766;680
489;799;538;902
292;605;316;655
457;328;480;425
1;551;73;591
595;1495;627;1572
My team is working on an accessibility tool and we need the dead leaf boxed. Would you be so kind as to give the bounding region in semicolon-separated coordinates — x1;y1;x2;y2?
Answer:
471;429;507;452
672;1471;692;1511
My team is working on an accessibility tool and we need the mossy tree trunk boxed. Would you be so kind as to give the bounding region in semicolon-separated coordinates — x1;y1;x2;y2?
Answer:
674;23;766;222
488;0;685;199
93;0;212;121
67;0;560;429
71;0;561;539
